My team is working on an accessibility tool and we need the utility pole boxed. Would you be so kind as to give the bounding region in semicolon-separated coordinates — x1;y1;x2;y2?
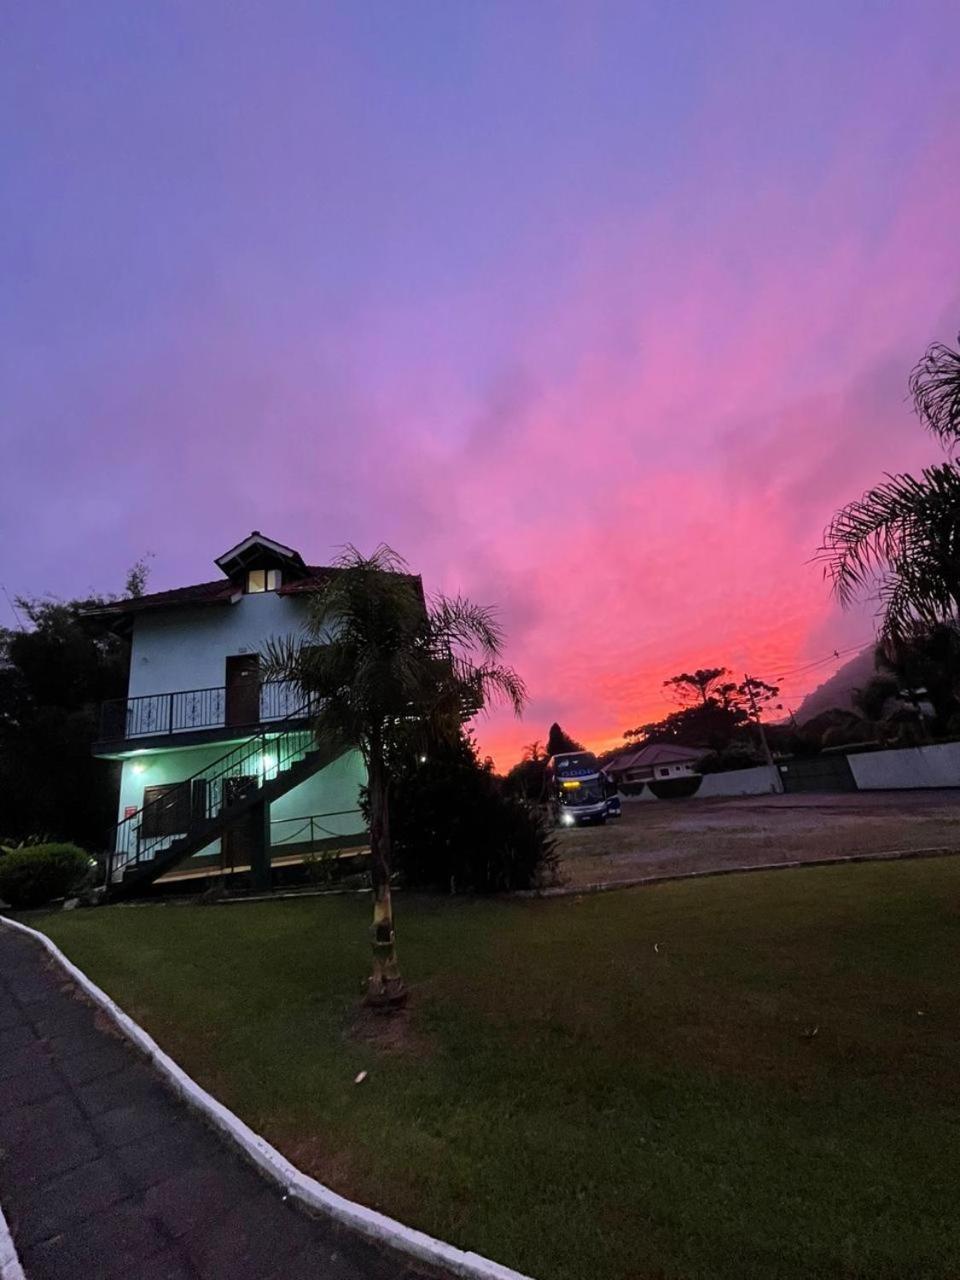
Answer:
743;673;783;793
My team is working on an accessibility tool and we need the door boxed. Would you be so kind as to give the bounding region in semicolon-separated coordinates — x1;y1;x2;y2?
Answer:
225;655;260;728
221;774;258;870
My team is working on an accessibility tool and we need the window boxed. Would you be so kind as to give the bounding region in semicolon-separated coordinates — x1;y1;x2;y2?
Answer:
246;568;281;593
658;767;670;778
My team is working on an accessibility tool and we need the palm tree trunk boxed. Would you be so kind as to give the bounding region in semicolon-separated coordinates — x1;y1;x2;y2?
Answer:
364;742;407;1009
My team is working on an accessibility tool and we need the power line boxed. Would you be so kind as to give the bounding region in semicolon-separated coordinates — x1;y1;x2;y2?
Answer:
774;639;874;683
776;641;870;680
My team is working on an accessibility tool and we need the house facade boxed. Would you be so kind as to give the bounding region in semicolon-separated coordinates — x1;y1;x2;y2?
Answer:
90;533;374;894
605;743;709;787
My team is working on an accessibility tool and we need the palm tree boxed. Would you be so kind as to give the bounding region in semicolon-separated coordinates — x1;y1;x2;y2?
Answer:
264;546;525;1008
819;330;960;639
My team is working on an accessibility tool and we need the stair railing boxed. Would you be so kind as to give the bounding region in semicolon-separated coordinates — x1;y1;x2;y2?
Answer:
104;700;323;885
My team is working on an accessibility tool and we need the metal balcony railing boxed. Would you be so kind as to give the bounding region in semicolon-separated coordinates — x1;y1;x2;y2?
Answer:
99;679;308;741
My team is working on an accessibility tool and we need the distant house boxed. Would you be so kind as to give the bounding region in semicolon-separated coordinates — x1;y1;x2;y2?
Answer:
605;743;710;788
87;532;408;897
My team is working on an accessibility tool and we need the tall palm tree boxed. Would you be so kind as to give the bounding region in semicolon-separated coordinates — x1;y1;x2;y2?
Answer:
819;330;960;639
264;546;525;1008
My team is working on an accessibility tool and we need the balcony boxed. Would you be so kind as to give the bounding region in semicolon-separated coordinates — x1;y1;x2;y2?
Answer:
96;680;311;754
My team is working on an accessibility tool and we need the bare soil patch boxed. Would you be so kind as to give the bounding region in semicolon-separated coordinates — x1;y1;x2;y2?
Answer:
346;1004;432;1058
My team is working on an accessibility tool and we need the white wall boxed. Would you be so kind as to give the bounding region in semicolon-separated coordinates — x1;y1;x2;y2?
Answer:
619;764;780;801
695;765;780;797
128;592;312;698
848;742;960;790
651;763;697;780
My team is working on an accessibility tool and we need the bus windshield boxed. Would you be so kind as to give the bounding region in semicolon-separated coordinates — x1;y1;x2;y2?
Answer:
559;782;604;806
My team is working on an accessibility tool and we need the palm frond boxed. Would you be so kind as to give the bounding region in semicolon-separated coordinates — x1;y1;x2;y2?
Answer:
817;462;960;613
428;594;505;658
909;332;960;445
473;662;527;717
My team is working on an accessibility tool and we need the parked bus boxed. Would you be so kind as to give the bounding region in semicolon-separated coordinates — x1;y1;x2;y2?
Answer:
546;750;620;826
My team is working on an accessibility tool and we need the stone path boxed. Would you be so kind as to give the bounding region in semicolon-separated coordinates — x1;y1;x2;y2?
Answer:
0;928;438;1280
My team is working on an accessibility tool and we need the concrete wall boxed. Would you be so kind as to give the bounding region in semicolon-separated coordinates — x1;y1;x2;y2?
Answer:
619;764;780;800
695;765;780;797
848;742;960;790
128;592;312;699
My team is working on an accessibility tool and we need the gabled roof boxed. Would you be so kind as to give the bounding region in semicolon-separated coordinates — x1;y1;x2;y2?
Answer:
607;743;710;772
215;531;307;579
83;534;425;627
84;578;240;618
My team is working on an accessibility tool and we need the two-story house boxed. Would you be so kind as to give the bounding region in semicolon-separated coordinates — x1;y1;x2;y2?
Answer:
89;532;392;896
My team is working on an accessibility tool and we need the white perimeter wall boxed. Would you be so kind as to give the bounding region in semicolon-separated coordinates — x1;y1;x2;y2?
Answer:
848;743;960;790
619;764;780;800
695;765;781;797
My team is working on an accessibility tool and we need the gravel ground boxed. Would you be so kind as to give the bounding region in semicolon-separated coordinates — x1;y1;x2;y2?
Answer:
556;788;960;888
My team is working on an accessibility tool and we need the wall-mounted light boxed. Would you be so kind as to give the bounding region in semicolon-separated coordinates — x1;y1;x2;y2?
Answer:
132;761;147;775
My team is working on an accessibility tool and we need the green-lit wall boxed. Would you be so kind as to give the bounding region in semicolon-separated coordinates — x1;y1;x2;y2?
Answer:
117;746;367;857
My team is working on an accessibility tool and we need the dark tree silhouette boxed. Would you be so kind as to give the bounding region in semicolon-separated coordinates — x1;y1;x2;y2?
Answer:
546;723;585;756
0;571;148;846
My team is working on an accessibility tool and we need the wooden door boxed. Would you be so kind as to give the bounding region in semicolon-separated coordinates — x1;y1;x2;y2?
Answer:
221;774;257;870
225;655;260;728
141;783;191;839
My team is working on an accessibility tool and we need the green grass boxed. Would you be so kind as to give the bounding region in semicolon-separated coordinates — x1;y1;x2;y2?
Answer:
32;858;960;1280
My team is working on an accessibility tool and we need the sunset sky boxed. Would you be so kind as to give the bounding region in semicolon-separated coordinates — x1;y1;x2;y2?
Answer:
3;2;960;765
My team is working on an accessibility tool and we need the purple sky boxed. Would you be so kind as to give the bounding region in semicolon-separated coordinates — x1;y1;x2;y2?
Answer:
3;2;960;763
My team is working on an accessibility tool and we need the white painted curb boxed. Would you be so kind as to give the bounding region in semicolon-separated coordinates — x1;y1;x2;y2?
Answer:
0;1201;25;1280
0;915;535;1280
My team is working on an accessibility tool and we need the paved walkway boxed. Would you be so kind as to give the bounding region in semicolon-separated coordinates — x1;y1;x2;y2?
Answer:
0;928;436;1280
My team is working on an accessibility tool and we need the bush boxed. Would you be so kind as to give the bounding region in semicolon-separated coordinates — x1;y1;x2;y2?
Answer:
0;842;92;909
383;735;558;893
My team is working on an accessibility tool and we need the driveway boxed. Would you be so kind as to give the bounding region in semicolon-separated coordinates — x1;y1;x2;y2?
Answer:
557;789;960;888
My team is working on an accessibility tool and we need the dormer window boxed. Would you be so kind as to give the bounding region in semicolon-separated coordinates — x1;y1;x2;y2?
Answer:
247;568;281;593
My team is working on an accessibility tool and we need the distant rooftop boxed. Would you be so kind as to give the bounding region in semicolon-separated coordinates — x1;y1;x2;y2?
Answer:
607;742;710;772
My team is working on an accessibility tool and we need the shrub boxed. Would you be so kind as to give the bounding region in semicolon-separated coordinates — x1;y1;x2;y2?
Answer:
0;843;92;909
382;735;558;893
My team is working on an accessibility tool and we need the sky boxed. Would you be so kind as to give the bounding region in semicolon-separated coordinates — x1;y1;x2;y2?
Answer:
2;1;960;766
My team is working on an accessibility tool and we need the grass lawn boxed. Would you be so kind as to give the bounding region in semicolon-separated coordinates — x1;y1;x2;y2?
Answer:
31;857;960;1280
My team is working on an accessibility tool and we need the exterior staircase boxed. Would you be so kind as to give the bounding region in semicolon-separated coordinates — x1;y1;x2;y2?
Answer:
105;718;349;899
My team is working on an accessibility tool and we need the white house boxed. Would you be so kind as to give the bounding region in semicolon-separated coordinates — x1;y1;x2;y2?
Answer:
89;532;394;895
605;743;709;787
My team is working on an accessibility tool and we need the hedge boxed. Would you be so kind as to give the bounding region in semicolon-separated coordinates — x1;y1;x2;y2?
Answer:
0;843;92;910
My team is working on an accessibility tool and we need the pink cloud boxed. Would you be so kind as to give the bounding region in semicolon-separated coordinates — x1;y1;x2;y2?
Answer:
355;122;960;767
